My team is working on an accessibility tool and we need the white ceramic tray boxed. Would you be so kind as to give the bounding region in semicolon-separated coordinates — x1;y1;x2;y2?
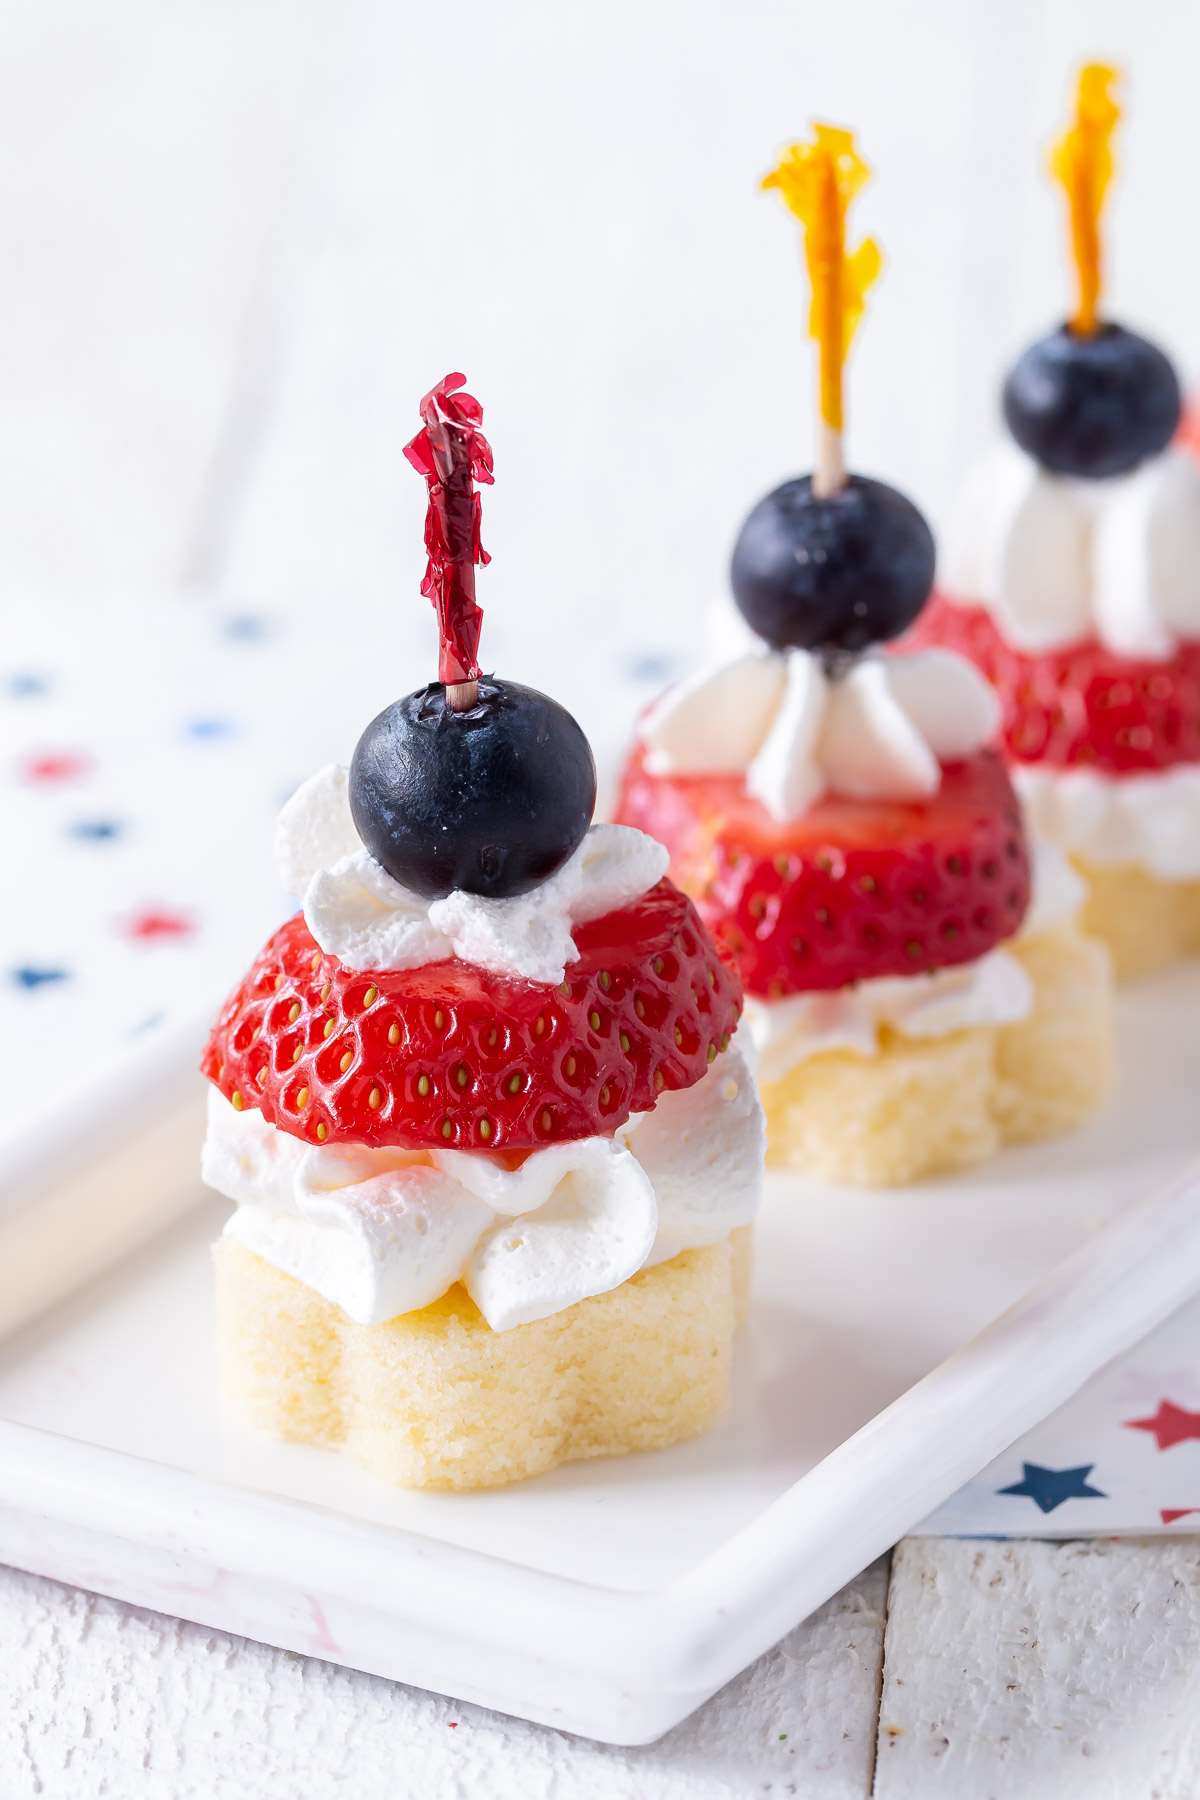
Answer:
0;967;1198;1745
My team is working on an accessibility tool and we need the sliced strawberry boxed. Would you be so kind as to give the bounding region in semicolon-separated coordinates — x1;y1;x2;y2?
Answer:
909;593;1200;773
615;746;1029;997
201;881;742;1150
1177;407;1200;464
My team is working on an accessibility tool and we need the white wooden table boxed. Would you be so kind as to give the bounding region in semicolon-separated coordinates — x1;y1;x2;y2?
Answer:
3;2;1199;1791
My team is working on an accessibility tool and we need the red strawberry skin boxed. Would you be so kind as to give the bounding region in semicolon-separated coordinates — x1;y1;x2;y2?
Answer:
202;881;742;1150
615;746;1030;998
909;593;1200;773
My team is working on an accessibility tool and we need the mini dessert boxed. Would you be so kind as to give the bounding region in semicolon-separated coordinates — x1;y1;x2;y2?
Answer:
617;128;1113;1185
916;67;1200;979
201;376;762;1490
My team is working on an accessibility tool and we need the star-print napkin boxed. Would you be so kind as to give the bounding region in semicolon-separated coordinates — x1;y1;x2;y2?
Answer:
917;1289;1200;1536
0;587;438;1176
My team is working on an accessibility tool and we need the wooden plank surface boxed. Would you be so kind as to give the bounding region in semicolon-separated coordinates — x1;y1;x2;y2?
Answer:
877;1537;1200;1799
0;1557;887;1799
12;1537;1200;1794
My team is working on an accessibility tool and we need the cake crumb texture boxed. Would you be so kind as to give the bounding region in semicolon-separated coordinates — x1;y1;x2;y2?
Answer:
1075;858;1200;981
214;1227;751;1490
758;923;1113;1186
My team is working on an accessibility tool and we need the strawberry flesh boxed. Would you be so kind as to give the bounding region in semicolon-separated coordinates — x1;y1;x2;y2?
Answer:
615;746;1030;997
910;593;1200;773
202;880;742;1149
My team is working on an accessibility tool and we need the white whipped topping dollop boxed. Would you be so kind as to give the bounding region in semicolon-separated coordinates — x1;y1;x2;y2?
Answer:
275;764;669;983
1015;762;1200;880
944;442;1200;659
638;647;1000;822
203;1042;764;1332
1022;835;1089;936
743;949;1034;1081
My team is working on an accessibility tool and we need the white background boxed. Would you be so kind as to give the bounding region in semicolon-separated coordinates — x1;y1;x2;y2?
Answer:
3;2;1200;1794
2;0;1198;752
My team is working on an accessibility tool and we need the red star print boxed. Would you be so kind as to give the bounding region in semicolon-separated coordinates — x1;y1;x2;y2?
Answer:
1161;1509;1200;1525
1125;1400;1200;1451
120;906;196;944
20;750;92;784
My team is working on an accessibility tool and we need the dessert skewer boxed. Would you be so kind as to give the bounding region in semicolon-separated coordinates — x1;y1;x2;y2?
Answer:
201;376;764;1489
915;66;1200;978
617;126;1113;1184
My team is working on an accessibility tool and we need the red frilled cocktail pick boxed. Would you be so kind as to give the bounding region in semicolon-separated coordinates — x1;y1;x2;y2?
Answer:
404;373;495;707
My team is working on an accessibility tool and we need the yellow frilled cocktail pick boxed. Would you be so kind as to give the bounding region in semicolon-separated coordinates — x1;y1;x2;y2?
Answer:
1049;63;1120;337
763;124;882;495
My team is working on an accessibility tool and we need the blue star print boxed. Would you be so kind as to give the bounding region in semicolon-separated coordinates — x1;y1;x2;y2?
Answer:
998;1462;1107;1514
220;613;272;642
4;672;49;698
11;966;70;990
624;650;682;684
184;717;237;741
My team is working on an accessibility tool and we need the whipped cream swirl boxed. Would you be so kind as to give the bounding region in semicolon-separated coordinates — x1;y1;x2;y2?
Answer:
638;646;999;822
203;1042;764;1332
1016;762;1200;881
276;764;668;985
944;443;1200;660
743;950;1033;1079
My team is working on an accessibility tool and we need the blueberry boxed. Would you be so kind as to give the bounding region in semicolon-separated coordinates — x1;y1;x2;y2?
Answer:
349;678;597;901
1003;322;1180;479
730;474;936;655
